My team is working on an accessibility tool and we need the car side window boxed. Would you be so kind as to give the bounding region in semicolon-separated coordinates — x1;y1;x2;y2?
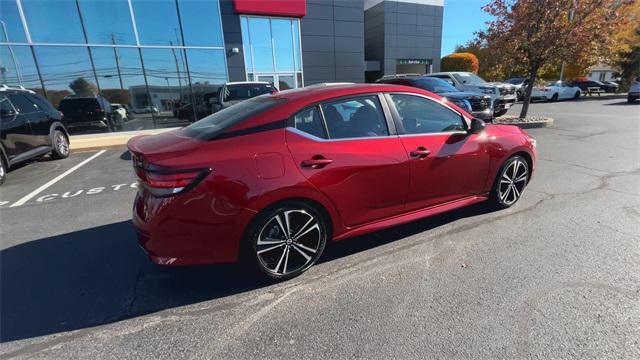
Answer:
1;96;16;118
26;93;56;113
389;94;466;134
293;107;327;139
6;94;38;114
434;76;455;86
320;95;389;139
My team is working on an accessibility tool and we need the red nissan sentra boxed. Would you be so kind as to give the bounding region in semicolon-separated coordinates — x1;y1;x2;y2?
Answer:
128;84;536;279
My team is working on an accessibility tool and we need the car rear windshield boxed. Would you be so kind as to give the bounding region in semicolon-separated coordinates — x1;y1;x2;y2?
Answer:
223;83;274;102
414;78;458;93
183;95;286;140
59;98;100;112
452;73;487;85
506;78;525;84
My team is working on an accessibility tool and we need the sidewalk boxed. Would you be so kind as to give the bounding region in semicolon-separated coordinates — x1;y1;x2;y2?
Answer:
70;127;178;153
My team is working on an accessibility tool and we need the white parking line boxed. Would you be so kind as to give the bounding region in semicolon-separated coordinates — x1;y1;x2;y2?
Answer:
9;150;107;207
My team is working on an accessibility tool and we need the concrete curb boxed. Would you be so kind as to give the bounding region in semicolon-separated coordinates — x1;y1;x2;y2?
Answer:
493;117;554;129
70;127;179;153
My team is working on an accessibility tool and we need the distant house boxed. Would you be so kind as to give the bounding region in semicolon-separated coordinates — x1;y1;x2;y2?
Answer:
587;64;617;82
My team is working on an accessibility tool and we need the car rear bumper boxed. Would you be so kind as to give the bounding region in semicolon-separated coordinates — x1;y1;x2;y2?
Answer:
132;188;255;266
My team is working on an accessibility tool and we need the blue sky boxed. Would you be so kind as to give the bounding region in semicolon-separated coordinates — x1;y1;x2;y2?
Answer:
441;0;492;56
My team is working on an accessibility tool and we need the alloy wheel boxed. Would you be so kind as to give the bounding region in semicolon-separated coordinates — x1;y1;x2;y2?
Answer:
498;159;528;206
256;209;323;276
56;132;69;156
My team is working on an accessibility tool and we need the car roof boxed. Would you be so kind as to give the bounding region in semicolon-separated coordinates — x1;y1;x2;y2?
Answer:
273;83;428;104
427;72;472;76
225;81;271;85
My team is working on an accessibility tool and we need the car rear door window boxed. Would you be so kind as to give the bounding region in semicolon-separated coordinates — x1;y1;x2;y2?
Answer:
6;94;38;114
293;107;327;139
26;93;56;113
320;95;389;139
389;94;466;134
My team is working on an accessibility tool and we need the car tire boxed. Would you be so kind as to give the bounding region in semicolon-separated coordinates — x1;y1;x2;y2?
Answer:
550;93;559;102
494;109;507;117
574;91;580;100
245;201;328;280
0;156;6;186
489;155;529;209
628;96;638;103
50;130;70;159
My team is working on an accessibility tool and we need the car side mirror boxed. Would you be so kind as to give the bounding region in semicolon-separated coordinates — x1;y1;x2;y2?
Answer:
468;118;486;134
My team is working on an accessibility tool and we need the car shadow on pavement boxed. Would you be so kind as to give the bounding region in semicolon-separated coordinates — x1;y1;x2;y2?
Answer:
0;203;495;343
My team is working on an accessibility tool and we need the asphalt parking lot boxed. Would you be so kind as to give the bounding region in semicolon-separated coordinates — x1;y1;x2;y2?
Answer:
1;97;639;359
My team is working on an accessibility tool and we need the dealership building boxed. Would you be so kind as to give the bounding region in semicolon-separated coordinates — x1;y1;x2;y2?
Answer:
0;0;443;132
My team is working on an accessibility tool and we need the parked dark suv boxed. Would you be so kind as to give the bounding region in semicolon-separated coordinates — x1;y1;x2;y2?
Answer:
0;86;70;185
377;75;494;121
59;95;120;134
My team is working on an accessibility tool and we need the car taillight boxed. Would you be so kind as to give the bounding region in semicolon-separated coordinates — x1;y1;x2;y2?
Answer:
95;108;104;113
135;166;211;197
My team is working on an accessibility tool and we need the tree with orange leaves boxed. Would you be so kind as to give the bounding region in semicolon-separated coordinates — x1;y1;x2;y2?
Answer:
479;0;621;118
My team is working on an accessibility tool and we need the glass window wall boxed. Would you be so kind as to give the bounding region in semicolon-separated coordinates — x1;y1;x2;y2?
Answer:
177;0;224;47
0;0;227;133
0;0;27;42
78;0;137;45
132;0;183;46
21;0;85;43
240;16;303;89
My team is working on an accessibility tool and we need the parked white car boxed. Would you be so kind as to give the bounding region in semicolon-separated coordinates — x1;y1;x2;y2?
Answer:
531;81;582;102
426;72;517;116
628;76;640;103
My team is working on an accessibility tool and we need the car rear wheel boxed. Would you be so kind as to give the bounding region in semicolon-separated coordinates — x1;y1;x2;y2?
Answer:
550;93;559;102
574;91;581;100
490;155;529;209
50;130;70;159
247;201;328;280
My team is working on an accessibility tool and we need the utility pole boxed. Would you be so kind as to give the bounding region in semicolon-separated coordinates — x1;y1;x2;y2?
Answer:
559;0;577;81
111;33;124;89
169;40;183;100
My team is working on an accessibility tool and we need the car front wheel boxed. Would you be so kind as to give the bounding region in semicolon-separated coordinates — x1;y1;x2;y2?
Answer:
50;130;70;159
490;155;529;209
246;201;328;280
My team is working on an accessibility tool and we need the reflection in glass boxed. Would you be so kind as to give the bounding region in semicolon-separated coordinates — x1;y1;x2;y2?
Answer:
22;0;85;43
186;49;226;120
0;0;27;42
91;47;153;130
177;0;223;47
240;17;253;77
247;18;274;72
278;75;295;90
33;46;96;107
241;17;303;87
0;45;42;95
78;0;136;45
132;0;182;46
141;48;191;128
272;19;294;72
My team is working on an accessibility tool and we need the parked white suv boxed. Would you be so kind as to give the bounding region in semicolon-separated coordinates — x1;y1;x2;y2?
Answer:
427;72;517;116
628;76;640;103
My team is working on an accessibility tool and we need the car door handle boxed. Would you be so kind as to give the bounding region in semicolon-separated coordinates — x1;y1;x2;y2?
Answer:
301;157;333;169
410;148;431;158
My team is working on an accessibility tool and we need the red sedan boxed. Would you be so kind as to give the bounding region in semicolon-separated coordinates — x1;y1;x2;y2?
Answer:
128;84;536;279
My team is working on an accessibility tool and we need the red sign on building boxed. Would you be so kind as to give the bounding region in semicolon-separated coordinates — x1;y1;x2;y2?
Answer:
234;0;306;17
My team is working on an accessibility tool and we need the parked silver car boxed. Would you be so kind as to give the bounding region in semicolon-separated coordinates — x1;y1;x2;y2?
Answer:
427;72;517;116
